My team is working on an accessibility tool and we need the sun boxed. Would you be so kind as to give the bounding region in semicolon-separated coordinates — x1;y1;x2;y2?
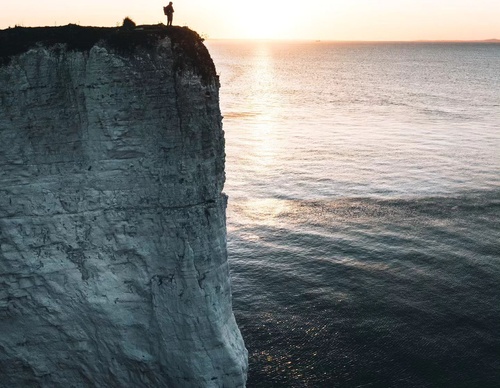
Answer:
231;0;302;40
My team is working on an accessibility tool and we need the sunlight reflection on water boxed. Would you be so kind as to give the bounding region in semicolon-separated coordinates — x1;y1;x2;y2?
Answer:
208;41;500;201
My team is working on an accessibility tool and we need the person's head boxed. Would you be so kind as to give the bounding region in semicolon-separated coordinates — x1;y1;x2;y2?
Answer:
169;2;172;4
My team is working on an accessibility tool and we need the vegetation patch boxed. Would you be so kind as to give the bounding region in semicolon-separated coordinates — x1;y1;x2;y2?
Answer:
0;23;216;82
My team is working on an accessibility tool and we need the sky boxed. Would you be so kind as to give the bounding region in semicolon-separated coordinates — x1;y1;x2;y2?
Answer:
1;0;500;41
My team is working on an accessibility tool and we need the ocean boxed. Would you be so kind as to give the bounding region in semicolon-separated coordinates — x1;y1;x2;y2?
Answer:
205;41;500;387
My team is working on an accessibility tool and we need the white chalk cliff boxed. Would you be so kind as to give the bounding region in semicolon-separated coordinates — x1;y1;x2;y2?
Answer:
0;25;247;387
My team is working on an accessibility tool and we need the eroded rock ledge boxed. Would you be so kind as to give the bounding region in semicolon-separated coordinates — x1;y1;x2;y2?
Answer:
0;25;247;387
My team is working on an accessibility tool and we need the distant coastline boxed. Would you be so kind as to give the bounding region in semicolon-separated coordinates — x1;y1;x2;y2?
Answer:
414;38;500;43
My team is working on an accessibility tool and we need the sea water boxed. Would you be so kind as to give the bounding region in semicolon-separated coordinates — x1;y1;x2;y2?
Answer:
205;41;500;387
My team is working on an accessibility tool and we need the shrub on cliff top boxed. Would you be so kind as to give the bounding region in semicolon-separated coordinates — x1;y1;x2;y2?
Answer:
122;17;136;31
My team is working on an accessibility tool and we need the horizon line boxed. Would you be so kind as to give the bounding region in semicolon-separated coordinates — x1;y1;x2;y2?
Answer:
206;37;500;43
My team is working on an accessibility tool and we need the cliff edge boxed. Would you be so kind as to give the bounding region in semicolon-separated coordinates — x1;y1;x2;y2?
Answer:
0;25;248;387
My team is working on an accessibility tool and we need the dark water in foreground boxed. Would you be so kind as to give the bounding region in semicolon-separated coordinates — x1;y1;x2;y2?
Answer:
205;41;500;386
229;193;499;387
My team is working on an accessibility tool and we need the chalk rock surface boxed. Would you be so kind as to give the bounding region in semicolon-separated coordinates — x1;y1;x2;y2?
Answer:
0;25;247;387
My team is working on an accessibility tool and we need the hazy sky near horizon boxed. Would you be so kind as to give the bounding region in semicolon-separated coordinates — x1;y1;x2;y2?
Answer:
2;0;499;41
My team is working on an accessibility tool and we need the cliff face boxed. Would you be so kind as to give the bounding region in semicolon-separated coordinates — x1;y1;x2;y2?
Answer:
0;26;247;387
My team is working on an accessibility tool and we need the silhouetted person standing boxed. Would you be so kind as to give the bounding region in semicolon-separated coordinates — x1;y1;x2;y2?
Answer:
165;2;174;26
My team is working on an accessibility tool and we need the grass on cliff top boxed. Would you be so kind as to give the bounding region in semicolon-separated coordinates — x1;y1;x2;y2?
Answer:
0;23;216;81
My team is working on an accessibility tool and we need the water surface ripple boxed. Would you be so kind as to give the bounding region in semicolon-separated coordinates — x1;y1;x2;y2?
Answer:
206;41;500;387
